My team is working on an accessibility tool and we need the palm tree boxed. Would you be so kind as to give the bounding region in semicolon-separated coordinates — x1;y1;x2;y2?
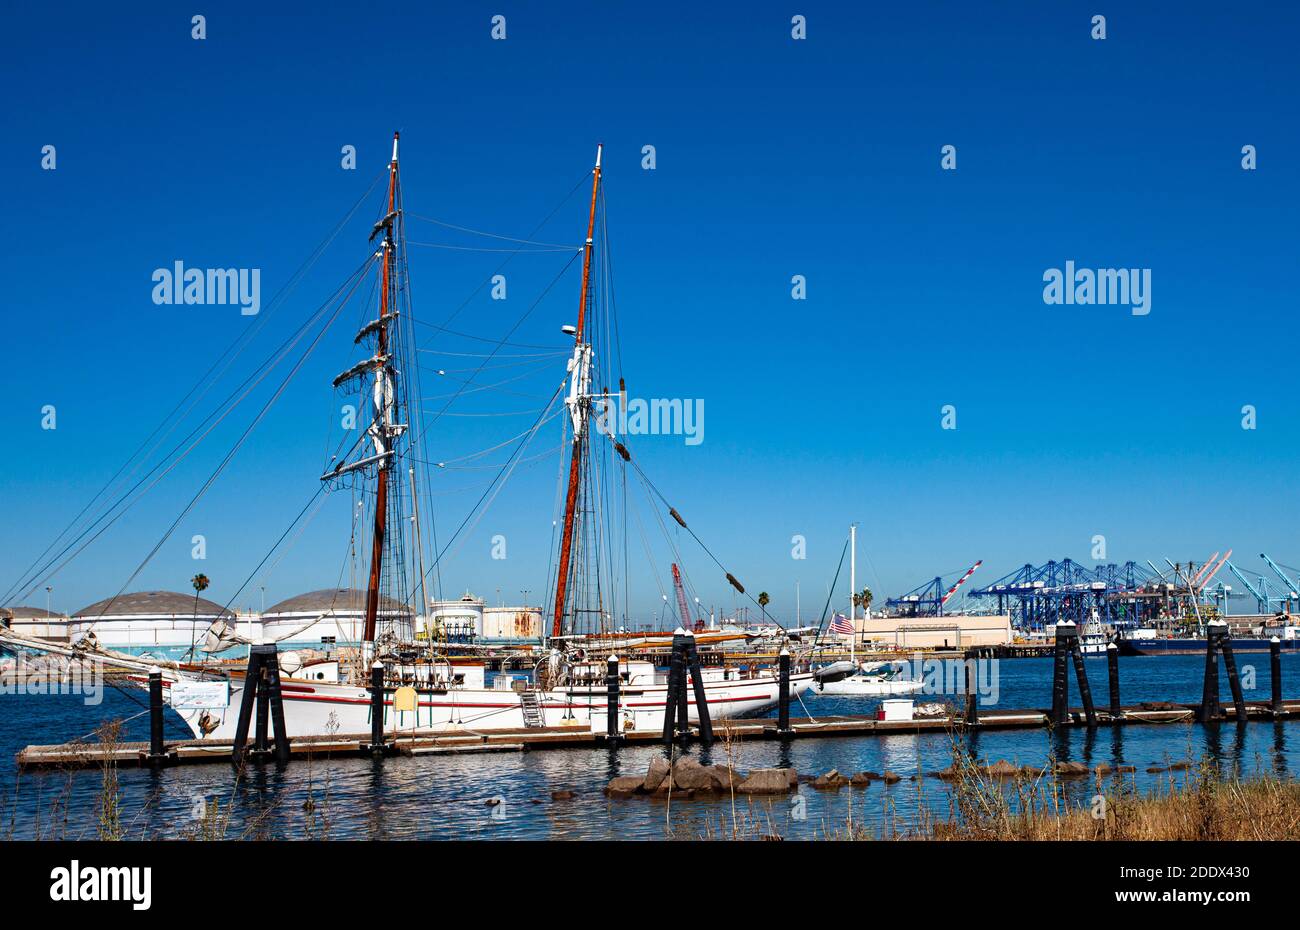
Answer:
191;573;210;617
757;591;770;624
852;587;873;615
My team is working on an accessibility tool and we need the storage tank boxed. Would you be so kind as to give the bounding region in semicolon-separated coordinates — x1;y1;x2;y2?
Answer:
70;591;234;658
261;588;414;649
426;593;484;641
482;605;542;642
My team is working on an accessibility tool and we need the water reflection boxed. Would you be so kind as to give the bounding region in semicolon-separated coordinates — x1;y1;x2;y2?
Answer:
8;653;1300;840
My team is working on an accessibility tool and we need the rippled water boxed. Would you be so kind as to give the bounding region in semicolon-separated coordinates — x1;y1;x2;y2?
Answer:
3;653;1298;839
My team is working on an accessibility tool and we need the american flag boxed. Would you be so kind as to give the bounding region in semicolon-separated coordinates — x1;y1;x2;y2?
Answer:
828;613;854;636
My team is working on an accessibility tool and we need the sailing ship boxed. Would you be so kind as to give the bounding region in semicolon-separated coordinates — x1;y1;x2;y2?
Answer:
1;134;815;738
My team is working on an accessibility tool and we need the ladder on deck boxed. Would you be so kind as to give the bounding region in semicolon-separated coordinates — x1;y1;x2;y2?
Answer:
519;690;545;728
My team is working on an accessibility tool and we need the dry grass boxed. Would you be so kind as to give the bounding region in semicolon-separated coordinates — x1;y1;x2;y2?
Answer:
830;733;1300;841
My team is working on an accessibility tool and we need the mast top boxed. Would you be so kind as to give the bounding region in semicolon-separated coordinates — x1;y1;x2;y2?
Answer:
594;142;602;169
392;132;400;164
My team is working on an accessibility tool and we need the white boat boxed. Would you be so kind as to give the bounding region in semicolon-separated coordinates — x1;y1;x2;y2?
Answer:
162;654;813;739
1079;609;1108;654
812;659;924;696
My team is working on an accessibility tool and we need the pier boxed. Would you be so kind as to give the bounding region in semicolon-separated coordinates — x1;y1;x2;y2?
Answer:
18;699;1300;770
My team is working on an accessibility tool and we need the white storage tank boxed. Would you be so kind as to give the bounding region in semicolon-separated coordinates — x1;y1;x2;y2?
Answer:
70;591;234;658
426;593;484;640
3;606;71;643
261;588;414;649
482;605;542;642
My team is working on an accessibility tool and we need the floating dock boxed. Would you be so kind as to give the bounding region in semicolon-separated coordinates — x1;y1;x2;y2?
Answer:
17;700;1300;770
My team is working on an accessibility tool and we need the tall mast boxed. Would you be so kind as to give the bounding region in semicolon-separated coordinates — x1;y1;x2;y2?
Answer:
551;143;603;639
362;132;401;645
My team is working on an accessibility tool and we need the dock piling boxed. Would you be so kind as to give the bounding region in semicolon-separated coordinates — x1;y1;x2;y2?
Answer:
265;650;290;766
684;632;713;744
1051;621;1094;725
1218;626;1248;723
1106;642;1122;720
964;652;978;725
662;630;687;744
1271;637;1283;716
1198;624;1222;722
777;647;792;734
367;661;387;756
1051;623;1070;724
605;654;620;742
231;643;290;766
1069;636;1098;727
147;667;167;767
253;659;270;757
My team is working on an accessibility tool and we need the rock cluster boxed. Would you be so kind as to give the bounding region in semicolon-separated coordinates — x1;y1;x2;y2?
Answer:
603;756;797;798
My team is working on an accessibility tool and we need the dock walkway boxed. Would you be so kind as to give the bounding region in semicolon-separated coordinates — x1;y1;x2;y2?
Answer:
17;700;1300;770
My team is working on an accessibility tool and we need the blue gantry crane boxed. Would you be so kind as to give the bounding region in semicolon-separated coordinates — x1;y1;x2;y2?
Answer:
966;558;1159;630
1225;560;1282;614
1260;553;1299;612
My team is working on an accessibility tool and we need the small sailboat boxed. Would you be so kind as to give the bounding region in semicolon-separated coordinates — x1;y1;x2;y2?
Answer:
813;659;924;696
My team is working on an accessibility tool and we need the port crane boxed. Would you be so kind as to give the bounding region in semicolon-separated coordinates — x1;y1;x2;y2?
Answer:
1260;553;1299;613
671;563;699;629
887;559;982;617
1225;560;1276;614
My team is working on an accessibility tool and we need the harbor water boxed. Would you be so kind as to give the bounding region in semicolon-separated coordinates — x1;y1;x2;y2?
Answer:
3;653;1299;840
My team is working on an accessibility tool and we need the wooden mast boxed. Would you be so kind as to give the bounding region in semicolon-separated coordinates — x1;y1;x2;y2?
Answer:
551;144;603;639
363;132;400;645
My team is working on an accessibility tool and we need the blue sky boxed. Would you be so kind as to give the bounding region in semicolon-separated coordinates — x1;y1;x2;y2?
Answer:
2;2;1297;620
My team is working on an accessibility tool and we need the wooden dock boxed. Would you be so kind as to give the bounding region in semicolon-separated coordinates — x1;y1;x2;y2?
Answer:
16;700;1300;770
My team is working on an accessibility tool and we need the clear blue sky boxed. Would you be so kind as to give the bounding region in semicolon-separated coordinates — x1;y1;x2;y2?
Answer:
2;2;1297;620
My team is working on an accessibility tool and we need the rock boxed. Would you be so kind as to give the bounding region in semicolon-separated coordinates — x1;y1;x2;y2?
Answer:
1054;761;1088;777
671;757;718;791
849;771;871;786
1094;763;1114;775
984;759;1019;777
812;769;848;789
1117;765;1136;773
881;771;901;784
604;776;643;797
736;768;796;794
551;789;576;801
1146;766;1166;773
931;766;960;780
484;798;502;807
1169;761;1190;771
786;768;799;787
643;756;671;792
708;764;744;789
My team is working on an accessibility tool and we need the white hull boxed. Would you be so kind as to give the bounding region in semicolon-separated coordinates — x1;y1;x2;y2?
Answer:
151;670;818;740
812;676;924;696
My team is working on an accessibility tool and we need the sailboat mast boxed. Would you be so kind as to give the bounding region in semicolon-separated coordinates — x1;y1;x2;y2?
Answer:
550;143;603;639
363;132;400;645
